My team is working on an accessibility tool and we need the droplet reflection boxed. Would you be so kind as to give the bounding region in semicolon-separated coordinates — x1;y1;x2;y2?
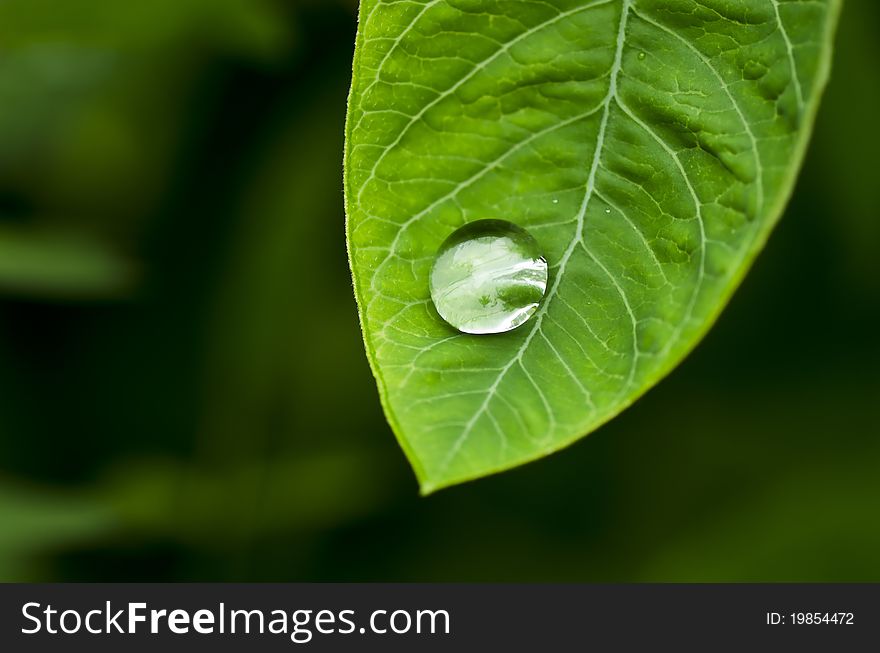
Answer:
429;219;548;335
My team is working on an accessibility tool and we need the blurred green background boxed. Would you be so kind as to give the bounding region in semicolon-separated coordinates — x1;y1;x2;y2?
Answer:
0;0;877;582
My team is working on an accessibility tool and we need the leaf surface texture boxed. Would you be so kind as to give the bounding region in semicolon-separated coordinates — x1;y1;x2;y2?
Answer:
345;0;841;492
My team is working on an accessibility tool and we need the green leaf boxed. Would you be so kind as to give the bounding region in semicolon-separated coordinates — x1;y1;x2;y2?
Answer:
0;481;117;580
345;0;841;492
0;226;137;300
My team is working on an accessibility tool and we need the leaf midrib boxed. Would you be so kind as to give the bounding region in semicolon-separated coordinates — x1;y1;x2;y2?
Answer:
434;0;634;478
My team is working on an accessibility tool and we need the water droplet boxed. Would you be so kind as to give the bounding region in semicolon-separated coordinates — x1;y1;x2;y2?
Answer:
552;198;559;204
604;208;611;214
638;51;646;60
430;219;548;335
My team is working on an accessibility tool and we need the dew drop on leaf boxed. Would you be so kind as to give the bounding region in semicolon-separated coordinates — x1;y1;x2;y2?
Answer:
429;219;548;335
